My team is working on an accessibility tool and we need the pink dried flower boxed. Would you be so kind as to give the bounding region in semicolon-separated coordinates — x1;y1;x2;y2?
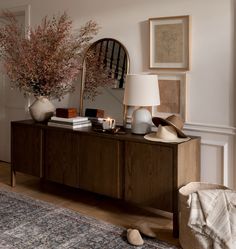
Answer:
0;11;100;100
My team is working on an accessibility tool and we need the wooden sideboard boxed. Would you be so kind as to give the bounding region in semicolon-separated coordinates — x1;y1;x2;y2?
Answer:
11;120;200;236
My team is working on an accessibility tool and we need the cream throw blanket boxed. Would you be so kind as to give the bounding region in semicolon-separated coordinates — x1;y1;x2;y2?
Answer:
188;189;236;249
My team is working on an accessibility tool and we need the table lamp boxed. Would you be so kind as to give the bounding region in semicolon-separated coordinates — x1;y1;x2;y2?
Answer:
123;74;160;134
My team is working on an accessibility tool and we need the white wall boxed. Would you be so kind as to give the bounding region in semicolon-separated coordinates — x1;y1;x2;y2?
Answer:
0;0;235;188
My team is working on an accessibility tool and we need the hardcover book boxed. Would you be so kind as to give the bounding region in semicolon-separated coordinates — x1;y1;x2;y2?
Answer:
48;120;90;126
51;116;88;123
48;121;91;129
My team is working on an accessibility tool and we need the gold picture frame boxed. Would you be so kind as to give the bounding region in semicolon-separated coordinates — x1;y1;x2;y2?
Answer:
149;16;190;70
152;73;187;121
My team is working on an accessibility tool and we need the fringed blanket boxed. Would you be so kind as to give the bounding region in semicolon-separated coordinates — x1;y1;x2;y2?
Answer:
188;189;236;249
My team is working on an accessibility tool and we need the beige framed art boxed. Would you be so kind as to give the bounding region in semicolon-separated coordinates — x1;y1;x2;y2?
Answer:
152;73;187;121
149;16;190;70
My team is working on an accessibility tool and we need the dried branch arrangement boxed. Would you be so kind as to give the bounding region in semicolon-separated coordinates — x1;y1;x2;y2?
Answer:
0;11;99;100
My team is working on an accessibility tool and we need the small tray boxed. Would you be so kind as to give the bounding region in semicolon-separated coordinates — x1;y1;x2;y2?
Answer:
93;127;126;135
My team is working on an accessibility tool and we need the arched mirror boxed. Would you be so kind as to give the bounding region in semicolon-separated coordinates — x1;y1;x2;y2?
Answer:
79;38;129;125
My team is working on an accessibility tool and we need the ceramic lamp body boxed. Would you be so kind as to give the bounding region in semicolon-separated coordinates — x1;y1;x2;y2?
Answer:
131;107;152;134
29;96;55;122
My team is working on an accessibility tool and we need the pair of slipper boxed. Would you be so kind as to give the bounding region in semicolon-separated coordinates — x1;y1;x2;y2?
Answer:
127;222;157;246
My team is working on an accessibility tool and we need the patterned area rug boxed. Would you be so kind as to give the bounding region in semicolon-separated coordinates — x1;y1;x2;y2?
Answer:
0;189;178;249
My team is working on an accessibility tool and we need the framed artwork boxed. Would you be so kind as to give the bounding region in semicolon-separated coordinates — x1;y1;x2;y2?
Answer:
152;73;187;121
149;15;190;70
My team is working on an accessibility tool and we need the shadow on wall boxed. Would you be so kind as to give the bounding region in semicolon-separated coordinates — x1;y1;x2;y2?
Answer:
139;20;150;72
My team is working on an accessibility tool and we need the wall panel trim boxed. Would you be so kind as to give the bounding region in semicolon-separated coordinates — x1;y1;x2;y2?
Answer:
184;122;236;135
201;139;229;186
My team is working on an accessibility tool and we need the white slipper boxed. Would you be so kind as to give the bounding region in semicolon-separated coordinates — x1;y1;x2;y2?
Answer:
127;228;144;246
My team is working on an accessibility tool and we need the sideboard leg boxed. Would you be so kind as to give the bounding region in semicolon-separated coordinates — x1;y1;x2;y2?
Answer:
173;210;179;238
11;166;16;187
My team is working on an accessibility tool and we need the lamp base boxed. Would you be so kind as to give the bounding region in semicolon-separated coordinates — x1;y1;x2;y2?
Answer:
131;107;152;134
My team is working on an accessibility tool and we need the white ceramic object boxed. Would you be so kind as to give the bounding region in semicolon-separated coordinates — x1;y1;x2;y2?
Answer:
131;107;152;134
29;96;55;122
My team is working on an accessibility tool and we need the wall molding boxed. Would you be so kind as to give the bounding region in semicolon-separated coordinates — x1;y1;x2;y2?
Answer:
201;139;229;187
184;122;236;135
182;122;235;189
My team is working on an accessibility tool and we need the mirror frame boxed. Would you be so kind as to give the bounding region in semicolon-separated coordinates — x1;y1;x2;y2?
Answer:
79;38;130;116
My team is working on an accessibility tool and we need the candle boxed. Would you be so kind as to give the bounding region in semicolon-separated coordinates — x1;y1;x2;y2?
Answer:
108;118;111;128
102;117;116;130
102;118;110;130
111;119;115;129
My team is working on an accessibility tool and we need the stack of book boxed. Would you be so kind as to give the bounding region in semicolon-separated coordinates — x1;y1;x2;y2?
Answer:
48;116;91;129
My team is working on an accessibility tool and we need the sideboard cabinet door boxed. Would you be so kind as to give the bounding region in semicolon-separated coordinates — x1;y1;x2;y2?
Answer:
124;141;173;212
78;134;123;198
11;123;42;177
44;129;79;187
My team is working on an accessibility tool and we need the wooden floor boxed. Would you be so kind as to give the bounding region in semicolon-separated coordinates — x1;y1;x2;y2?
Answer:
0;161;180;248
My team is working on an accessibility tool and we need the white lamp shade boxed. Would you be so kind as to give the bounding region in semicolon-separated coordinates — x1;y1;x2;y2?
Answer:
123;74;160;106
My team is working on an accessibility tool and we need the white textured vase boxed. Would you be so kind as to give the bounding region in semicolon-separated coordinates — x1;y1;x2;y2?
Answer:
29;96;55;122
